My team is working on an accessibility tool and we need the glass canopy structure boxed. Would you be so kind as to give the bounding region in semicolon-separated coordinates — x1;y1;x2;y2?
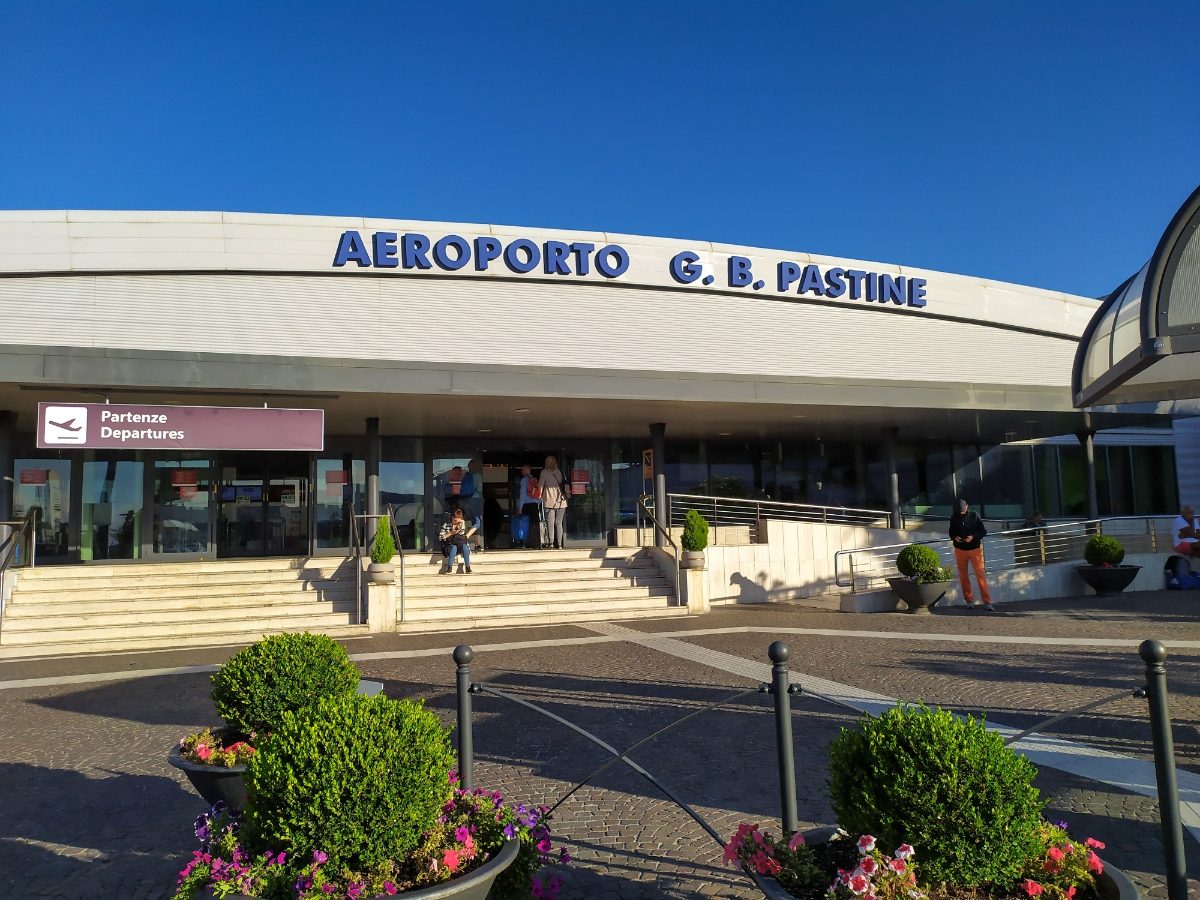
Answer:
1074;184;1200;406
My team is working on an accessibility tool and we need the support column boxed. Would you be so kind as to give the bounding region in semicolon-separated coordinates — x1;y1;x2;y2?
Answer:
366;417;380;544
0;411;13;522
650;422;667;548
883;427;902;529
1075;426;1099;520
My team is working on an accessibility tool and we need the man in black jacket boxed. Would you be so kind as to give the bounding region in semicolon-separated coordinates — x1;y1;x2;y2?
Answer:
949;498;993;609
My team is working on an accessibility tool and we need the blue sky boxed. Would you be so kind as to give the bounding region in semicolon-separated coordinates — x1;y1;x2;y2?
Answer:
0;2;1196;297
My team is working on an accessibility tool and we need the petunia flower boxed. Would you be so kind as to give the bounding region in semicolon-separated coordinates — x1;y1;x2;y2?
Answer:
857;835;877;853
889;858;907;873
787;832;805;851
895;843;915;860
312;850;328;865
1085;837;1105;850
859;856;877;875
1022;880;1044;898
1087;851;1104;874
847;873;870;895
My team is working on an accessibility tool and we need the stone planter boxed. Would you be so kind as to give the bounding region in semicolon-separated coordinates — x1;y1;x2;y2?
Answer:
170;680;385;808
886;577;951;614
207;837;519;900
368;561;395;583
1076;565;1141;595
753;826;1140;900
681;550;706;570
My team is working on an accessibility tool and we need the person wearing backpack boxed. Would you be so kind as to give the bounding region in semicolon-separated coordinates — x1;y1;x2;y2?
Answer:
513;463;542;549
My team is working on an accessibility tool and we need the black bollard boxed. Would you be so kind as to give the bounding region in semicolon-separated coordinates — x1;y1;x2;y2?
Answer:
453;644;474;791
768;641;799;837
1139;640;1187;900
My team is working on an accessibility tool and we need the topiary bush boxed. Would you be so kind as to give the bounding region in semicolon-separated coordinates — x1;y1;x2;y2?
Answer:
210;632;360;737
1084;533;1125;566
371;514;397;564
681;509;709;552
829;704;1045;890
243;693;455;873
895;543;951;584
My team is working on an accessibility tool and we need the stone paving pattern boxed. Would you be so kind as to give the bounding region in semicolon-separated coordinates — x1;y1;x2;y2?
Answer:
0;594;1197;898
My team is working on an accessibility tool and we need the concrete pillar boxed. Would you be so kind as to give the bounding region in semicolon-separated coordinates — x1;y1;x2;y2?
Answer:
883;427;902;529
1076;428;1099;520
366;417;380;544
0;411;13;522
650;422;667;547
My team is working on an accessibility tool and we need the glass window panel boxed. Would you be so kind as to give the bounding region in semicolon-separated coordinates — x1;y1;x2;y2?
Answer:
952;444;985;507
705;441;760;498
1058;445;1088;516
381;438;424;551
1033;446;1063;518
315;458;362;550
1131;446;1178;514
13;458;72;559
664;441;705;495
980;446;1035;522
153;458;211;555
1104;447;1134;515
923;446;955;517
81;457;143;560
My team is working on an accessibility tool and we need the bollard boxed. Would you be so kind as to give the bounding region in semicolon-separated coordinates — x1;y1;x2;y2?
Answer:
767;641;799;837
453;644;475;791
1139;640;1187;900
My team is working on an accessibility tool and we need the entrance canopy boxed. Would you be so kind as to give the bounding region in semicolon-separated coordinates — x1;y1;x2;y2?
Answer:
1074;184;1200;406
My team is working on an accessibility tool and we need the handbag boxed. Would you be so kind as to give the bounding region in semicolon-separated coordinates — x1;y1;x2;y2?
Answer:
555;471;569;507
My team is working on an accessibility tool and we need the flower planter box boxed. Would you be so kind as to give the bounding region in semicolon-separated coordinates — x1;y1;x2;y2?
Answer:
1075;565;1141;596
752;827;1140;900
886;577;951;614
169;679;385;808
205;837;519;900
681;550;705;570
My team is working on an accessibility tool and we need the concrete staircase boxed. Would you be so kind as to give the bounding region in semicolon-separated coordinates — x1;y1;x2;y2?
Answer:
0;558;367;658
397;547;684;631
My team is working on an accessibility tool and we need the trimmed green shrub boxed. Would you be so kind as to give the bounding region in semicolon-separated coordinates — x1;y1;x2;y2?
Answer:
1084;533;1125;566
243;693;455;872
211;632;360;737
829;704;1044;889
371;515;397;564
895;543;951;584
681;509;709;552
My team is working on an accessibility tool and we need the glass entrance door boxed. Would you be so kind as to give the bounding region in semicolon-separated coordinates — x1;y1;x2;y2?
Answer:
151;457;212;558
216;453;311;558
562;449;607;546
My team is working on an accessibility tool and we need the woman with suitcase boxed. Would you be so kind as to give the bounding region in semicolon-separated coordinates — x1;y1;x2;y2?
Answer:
538;455;569;550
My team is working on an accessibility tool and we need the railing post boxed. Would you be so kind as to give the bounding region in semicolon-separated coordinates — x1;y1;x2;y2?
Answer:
1149;518;1158;553
454;644;475;791
1038;528;1047;566
767;641;799;837
1138;641;1187;900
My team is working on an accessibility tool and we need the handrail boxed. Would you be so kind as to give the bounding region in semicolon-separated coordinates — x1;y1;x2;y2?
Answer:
0;509;39;636
348;505;364;625
350;509;406;627
385;504;405;624
637;494;681;603
834;514;1176;592
666;492;890;540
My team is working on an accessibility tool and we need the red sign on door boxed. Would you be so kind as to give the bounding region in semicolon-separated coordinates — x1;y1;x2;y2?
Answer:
179;485;198;500
19;470;47;485
171;469;198;486
325;470;348;485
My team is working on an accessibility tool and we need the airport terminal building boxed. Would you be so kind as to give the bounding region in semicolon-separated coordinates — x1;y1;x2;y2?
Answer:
0;211;1186;565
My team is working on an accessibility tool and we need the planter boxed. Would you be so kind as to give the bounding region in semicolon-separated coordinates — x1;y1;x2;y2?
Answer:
681;550;706;570
368;561;396;583
1075;565;1141;595
170;679;385;807
886;577;951;614
206;836;519;900
754;826;1140;900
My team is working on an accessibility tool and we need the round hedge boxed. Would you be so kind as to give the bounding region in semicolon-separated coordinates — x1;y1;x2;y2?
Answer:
243;693;455;872
1084;534;1125;566
829;704;1044;890
895;543;944;583
211;632;360;737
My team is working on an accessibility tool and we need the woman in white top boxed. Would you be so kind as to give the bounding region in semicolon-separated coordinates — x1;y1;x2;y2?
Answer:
538;455;569;550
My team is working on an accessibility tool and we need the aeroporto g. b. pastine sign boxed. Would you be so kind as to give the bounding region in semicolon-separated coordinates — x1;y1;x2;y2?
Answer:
331;230;929;308
37;403;324;451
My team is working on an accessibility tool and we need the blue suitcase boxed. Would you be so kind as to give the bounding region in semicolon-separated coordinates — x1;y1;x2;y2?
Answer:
511;514;530;543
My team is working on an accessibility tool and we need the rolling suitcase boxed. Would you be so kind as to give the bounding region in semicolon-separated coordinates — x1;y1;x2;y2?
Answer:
511;514;530;544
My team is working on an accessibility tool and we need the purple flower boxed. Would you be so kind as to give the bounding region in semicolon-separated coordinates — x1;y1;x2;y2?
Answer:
455;826;471;843
346;883;364;899
559;847;572;864
503;823;518;840
312;850;328;865
1055;820;1070;831
383;883;397;896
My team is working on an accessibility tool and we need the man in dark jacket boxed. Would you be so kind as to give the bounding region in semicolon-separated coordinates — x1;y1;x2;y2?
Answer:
949;498;993;609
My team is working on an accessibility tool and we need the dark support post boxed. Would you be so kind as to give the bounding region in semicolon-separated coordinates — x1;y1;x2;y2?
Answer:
883;427;901;529
366;417;380;543
453;644;475;791
768;641;799;837
650;423;667;548
0;411;13;521
1139;640;1188;900
1075;425;1099;521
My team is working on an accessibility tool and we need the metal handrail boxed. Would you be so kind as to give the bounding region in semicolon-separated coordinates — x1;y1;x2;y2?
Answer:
834;514;1176;592
348;507;364;625
385;504;405;624
0;509;39;636
667;492;890;540
350;509;406;626
637;494;681;603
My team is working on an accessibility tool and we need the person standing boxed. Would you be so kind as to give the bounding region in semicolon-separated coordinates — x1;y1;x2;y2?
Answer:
949;498;993;609
1172;504;1199;556
538;455;569;550
515;463;542;549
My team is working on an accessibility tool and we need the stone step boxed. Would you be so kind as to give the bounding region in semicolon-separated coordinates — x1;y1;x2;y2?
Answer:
14;557;351;581
397;605;688;633
0;611;361;647
0;623;372;660
13;567;355;593
9;579;357;604
402;561;656;584
3;597;357;625
403;579;673;602
405;557;655;577
400;591;675;621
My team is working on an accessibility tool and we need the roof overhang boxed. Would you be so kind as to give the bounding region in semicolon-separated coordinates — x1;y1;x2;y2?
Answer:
1073;184;1200;406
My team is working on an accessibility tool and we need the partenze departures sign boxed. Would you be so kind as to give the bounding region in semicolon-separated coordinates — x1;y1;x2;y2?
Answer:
331;230;929;309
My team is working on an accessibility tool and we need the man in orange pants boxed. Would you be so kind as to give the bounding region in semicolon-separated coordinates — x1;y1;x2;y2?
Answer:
949;498;993;610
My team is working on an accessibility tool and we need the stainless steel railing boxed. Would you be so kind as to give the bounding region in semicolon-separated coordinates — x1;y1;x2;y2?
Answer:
834;515;1176;593
667;492;891;542
0;509;39;637
349;508;405;625
637;494;681;603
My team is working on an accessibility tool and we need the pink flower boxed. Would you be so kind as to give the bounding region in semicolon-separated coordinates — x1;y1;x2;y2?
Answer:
1065;889;1076;900
857;835;876;853
1085;837;1106;850
889;858;907;873
895;843;915;860
787;832;805;851
443;848;462;872
346;884;364;899
537;837;552;853
1087;851;1104;874
312;850;328;865
722;841;740;865
1023;880;1044;898
847;873;870;895
194;744;212;762
859;856;878;875
383;883;397;896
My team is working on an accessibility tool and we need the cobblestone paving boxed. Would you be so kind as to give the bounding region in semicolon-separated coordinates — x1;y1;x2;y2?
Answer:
0;597;1196;898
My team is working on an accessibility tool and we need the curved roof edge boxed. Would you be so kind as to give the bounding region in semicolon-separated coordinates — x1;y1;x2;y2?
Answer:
1073;184;1200;406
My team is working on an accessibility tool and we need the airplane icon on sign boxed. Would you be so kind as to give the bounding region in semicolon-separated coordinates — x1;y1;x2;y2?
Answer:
49;418;82;432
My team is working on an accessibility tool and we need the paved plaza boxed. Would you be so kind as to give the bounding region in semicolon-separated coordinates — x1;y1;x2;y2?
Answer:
1;592;1198;899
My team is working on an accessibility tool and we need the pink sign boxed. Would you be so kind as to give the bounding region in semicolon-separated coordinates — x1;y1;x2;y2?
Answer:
37;403;324;451
19;469;47;485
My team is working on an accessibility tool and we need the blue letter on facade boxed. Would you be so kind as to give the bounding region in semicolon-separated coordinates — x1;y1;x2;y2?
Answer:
544;241;572;275
333;231;372;267
824;267;847;298
777;261;802;292
845;270;867;300
728;255;753;287
596;245;629;278
670;251;703;284
402;233;432;269
373;232;399;268
433;235;471;270
569;242;594;276
798;265;825;296
505;238;541;273
474;236;502;271
907;277;927;308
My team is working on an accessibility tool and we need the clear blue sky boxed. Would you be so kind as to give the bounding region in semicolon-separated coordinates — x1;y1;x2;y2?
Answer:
0;2;1196;298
